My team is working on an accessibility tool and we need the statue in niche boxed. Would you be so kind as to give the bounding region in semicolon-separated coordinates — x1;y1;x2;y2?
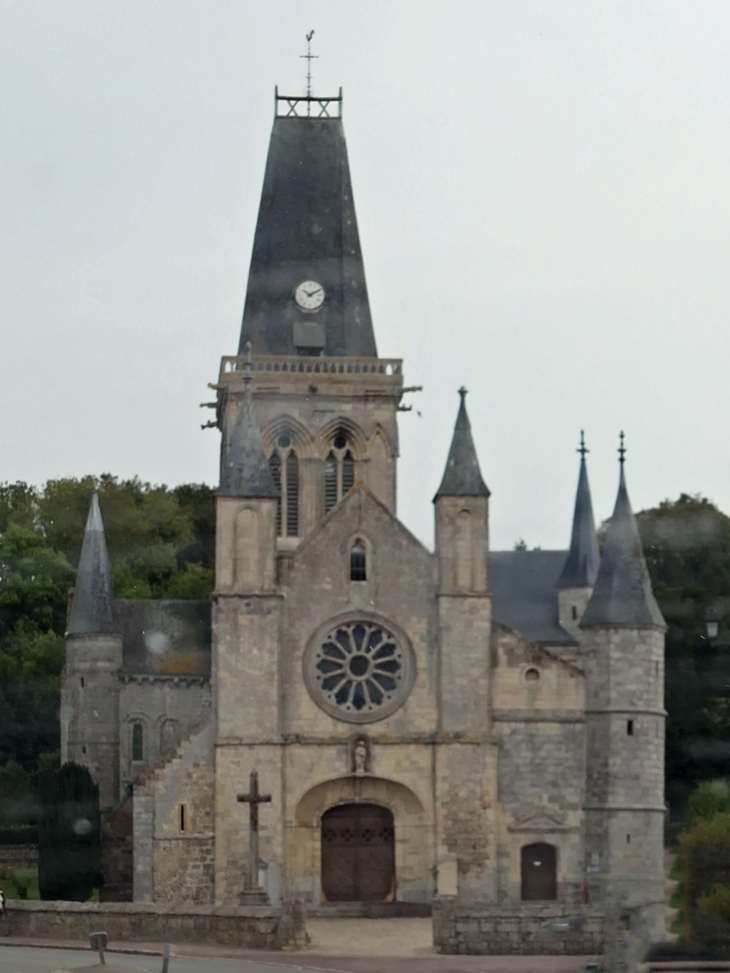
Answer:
353;738;368;776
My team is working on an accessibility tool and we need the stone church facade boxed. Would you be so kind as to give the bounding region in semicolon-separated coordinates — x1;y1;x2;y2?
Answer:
61;88;666;947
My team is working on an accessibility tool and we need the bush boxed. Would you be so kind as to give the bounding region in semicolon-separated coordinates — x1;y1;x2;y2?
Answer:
37;762;101;901
680;812;730;956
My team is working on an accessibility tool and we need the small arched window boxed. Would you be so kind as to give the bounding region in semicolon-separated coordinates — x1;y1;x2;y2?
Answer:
350;540;367;581
132;722;144;762
324;429;357;514
268;429;299;538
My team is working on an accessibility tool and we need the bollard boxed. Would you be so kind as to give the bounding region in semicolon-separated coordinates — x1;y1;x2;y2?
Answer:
161;943;171;973
89;931;108;966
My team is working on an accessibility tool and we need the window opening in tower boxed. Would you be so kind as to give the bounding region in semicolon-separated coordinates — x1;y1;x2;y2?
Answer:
132;722;144;762
325;430;356;514
268;430;299;538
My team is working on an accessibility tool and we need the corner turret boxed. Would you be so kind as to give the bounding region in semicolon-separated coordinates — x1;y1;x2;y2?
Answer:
61;492;122;809
580;436;666;966
432;389;495;899
213;364;284;903
556;432;600;637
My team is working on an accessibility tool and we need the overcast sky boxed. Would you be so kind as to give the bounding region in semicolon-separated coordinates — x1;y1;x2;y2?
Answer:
2;1;729;551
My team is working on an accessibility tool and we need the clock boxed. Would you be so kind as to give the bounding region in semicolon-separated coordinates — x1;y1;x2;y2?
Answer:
294;280;325;311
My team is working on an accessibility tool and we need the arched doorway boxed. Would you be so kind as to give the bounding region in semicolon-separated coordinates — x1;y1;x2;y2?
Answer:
521;842;557;900
321;803;395;901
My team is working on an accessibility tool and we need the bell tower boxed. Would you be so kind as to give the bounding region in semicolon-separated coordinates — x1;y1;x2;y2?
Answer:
210;88;406;548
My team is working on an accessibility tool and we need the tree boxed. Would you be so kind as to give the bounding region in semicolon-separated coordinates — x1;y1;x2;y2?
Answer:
633;495;730;815
37;762;101;901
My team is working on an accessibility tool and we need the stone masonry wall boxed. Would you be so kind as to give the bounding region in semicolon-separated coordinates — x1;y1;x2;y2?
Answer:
134;717;215;905
432;898;604;955
0;899;305;950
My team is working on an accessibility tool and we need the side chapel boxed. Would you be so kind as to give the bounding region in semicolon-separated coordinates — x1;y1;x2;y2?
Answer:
61;85;666;938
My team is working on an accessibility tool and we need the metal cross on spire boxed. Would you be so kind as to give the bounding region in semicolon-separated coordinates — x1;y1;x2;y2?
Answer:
577;430;589;461
618;430;626;466
300;30;318;113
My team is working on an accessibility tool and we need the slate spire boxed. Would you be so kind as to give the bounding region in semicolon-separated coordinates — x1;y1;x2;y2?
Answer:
557;432;600;588
434;389;490;500
580;436;665;629
239;107;377;358
67;492;115;636
219;363;280;498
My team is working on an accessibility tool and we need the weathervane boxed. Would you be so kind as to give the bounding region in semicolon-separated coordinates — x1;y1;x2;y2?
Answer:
618;430;626;466
577;430;589;461
301;30;318;113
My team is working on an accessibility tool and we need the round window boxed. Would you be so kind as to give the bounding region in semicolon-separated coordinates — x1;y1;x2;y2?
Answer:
304;618;414;724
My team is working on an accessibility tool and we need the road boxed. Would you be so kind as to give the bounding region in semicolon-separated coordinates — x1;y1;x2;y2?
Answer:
0;947;298;973
0;942;593;973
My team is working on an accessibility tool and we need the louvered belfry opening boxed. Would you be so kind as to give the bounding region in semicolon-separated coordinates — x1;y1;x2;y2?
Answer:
321;803;395;902
324;429;356;515
268;428;299;538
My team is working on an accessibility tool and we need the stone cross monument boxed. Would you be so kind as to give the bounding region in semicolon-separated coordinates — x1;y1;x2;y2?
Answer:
237;770;272;905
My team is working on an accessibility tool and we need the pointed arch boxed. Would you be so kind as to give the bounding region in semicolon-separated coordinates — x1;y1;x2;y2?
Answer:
261;415;313;456
317;417;368;460
367;424;394;460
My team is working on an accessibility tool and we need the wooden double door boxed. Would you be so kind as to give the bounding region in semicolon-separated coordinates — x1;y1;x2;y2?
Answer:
321;803;395;902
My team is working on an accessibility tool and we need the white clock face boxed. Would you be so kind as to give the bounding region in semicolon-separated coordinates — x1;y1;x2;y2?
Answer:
294;280;325;311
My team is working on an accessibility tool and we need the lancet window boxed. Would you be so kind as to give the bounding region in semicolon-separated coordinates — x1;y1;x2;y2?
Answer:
268;429;299;537
350;540;367;581
324;429;356;515
132;722;144;762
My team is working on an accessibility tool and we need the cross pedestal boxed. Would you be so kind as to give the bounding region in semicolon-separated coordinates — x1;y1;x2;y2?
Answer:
237;770;272;905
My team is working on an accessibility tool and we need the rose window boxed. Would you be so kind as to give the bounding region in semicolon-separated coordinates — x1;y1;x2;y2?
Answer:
305;619;414;724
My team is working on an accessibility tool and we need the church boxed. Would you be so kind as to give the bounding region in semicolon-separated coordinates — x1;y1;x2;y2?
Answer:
60;85;667;949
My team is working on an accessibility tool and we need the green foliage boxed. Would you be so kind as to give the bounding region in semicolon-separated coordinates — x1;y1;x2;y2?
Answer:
0;866;38;900
0;483;39;533
0;476;214;770
679;811;730;954
162;562;214;599
633;495;730;815
689;782;730;825
0;527;75;640
37;762;102;902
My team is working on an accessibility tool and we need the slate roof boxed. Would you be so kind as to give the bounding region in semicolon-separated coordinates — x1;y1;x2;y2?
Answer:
67;493;115;636
490;550;577;646
580;467;666;630
114;600;211;676
239;116;376;357
434;390;490;499
218;385;280;498
556;455;600;588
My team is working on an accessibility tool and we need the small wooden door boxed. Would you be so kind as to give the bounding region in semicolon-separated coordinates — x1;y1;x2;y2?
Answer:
521;842;557;900
321;803;395;902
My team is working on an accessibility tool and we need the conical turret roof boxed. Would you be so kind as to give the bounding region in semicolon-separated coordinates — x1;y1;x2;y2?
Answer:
218;382;280;498
580;462;665;630
557;436;600;588
434;389;490;500
239;111;376;357
67;493;115;636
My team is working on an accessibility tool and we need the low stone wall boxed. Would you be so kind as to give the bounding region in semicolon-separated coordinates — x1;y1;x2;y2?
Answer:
0;845;38;868
0;899;306;951
432;898;604;955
